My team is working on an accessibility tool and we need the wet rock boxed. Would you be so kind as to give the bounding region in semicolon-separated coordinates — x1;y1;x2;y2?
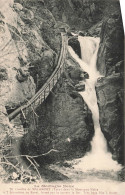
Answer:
68;91;81;99
68;67;82;81
115;60;124;74
78;31;85;36
68;36;81;58
75;82;85;92
66;65;88;88
80;72;89;79
96;74;124;164
66;31;73;37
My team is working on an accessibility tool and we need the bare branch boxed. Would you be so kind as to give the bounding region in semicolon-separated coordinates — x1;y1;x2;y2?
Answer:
0;161;19;172
0;39;13;52
26;156;42;180
0;48;26;58
1;149;59;159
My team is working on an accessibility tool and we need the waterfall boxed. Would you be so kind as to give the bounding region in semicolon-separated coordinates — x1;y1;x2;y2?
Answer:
68;36;122;171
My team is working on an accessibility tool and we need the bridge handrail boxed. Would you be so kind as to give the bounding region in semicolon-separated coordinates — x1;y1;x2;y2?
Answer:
8;33;67;120
30;33;66;102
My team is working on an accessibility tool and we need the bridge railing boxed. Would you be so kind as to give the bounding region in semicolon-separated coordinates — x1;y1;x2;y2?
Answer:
8;33;67;121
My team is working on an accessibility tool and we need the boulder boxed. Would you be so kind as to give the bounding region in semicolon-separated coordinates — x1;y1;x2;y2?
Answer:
13;3;23;11
75;83;85;92
80;71;89;79
78;31;85;36
16;67;30;82
67;31;73;37
68;36;81;58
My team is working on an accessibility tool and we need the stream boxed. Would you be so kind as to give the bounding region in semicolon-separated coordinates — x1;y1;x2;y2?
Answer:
48;35;122;182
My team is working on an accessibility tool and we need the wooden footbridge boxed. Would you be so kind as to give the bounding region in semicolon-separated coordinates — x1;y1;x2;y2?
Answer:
8;33;67;122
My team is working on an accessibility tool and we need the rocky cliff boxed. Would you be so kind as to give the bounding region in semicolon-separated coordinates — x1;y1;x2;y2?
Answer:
96;74;124;164
97;7;124;76
0;0;124;182
45;0;107;31
96;3;124;164
0;0;62;179
0;0;61;111
21;57;94;163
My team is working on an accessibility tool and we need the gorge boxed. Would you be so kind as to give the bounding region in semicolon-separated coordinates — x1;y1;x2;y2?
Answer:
0;0;124;183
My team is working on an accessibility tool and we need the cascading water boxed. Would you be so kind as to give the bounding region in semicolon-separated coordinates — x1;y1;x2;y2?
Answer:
68;36;122;171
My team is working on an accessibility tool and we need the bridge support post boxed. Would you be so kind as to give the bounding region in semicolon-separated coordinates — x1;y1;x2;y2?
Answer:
49;83;50;93
44;90;46;100
57;72;59;80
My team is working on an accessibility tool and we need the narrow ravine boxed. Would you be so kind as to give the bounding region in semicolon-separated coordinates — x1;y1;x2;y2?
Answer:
68;36;122;171
0;0;124;186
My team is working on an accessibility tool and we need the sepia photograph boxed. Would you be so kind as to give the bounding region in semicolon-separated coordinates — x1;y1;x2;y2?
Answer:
0;0;124;194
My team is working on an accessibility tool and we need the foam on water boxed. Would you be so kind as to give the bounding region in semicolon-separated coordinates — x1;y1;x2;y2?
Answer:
68;36;122;171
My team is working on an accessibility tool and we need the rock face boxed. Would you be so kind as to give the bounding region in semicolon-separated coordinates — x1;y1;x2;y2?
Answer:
45;0;106;30
14;0;60;91
0;0;61;109
22;58;94;163
0;12;36;109
97;7;124;76
96;74;124;164
96;1;124;165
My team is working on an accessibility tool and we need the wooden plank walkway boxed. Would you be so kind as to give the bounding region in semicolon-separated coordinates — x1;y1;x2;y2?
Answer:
8;33;67;121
